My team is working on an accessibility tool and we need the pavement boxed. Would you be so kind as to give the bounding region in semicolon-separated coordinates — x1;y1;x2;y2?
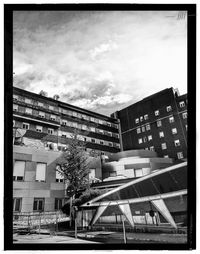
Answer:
13;233;101;244
78;231;187;244
13;230;187;244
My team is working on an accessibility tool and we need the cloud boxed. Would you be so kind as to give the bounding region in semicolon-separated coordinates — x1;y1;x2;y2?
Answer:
13;11;187;116
89;40;118;60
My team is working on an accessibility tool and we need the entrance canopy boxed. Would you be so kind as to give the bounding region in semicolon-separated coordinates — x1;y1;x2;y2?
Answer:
81;162;187;229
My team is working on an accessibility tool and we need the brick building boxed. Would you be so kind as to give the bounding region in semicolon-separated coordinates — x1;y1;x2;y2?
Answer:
111;88;187;160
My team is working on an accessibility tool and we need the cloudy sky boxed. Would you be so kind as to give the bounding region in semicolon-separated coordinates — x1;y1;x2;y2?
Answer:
13;10;187;116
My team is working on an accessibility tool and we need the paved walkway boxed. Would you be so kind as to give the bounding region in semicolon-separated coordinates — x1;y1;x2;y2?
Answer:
78;231;187;244
13;233;101;244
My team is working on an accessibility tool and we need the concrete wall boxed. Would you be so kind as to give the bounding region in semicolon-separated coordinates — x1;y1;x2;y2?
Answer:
13;146;103;212
102;154;173;180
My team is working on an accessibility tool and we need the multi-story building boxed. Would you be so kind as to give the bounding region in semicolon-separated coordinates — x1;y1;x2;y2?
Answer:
13;86;121;213
13;87;121;155
111;88;187;161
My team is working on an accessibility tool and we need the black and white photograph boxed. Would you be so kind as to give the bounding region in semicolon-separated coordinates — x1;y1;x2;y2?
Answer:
4;3;196;251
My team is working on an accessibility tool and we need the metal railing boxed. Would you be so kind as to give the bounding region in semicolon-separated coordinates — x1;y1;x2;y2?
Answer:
13;210;70;234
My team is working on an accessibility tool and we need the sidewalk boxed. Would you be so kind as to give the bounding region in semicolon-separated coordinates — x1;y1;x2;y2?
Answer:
13;233;101;244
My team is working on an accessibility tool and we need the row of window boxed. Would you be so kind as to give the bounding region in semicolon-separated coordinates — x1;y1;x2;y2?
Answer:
138;138;182;148
13;161;64;182
136;116;187;134
60;131;120;148
138;127;182;139
13;197;64;212
15;120;119;139
144;147;184;160
135;104;187;124
13;96;118;129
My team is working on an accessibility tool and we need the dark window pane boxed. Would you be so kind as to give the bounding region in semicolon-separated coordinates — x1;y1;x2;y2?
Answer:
152;172;180;194
14;199;21;211
38;200;43;211
119;185;139;200
33;200;38;211
134;179;159;197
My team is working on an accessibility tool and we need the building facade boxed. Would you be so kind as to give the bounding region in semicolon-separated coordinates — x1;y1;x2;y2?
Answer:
13;87;121;156
13;145;102;213
111;88;187;160
13;86;121;213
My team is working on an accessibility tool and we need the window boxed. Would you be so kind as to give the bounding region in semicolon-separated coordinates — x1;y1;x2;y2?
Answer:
48;128;54;135
135;118;139;124
13;198;22;212
90;127;95;132
144;114;148;120
90;117;95;122
112;133;119;138
13;104;18;111
136;128;141;134
172;128;177;134
55;198;63;210
148;135;152;141
166;106;172;112
135;169;143;177
154;110;159;116
108;142;113;147
25;98;31;104
13;94;18;101
13;120;15;127
174;140;180;147
22;122;29;130
114;143;120;148
49;105;54;110
157;120;162;127
81;125;87;130
161;143;167;150
179;101;185;108
177;152;184;159
109;172;117;177
107;122;111;127
56;168;64;183
13;161;25;181
50;115;56;121
39;111;45;118
114;124;119;129
138;138;143;144
149;146;154;151
36;163;46;182
91;139;95;143
107;132;112;137
169;116;175;123
33;198;44;212
38;101;44;107
140;116;143;122
25;108;32;114
36;125;43;132
72;112;77;117
72;122;78;128
143;137;147;143
100;141;104;145
142;126;145;132
159;131;164;138
182;112;187;119
146;124;151;131
185;124;187;131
